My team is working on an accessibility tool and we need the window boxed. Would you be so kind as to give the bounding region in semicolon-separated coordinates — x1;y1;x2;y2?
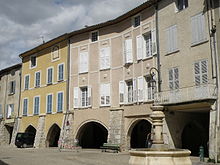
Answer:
100;84;110;106
6;104;14;119
194;60;208;86
9;81;16;94
57;92;63;112
177;0;188;11
52;46;59;60
0;104;2;118
23;98;28;116
100;47;110;70
47;68;53;84
47;94;52;114
35;71;41;87
169;67;179;90
79;52;88;73
73;86;92;108
30;55;37;68
191;13;206;45
24;75;29;90
34;96;40;115
166;25;178;53
145;76;155;101
58;64;64;81
124;39;133;64
91;31;98;42
133;15;141;27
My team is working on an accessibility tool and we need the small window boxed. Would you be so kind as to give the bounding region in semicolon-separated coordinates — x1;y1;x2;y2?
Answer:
194;60;208;86
52;46;59;60
47;68;53;84
169;67;179;90
34;96;40;115
6;104;14;119
145;76;155;101
57;92;63;112
58;64;64;81
81;87;89;107
177;0;188;11
23;99;28;116
24;75;29;90
100;84;110;106
133;15;141;27
9;81;16;94
47;94;52;114
35;71;41;87
30;55;37;68
91;31;98;42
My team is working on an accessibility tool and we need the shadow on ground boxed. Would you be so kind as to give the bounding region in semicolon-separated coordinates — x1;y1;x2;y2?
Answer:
0;160;9;165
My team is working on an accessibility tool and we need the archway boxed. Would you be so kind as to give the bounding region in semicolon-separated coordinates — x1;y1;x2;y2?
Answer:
76;121;108;148
182;121;209;156
5;125;13;144
25;125;36;146
129;119;152;148
46;124;61;147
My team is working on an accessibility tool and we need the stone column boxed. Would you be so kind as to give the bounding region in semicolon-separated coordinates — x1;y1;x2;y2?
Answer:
10;117;21;146
34;115;46;148
150;105;165;148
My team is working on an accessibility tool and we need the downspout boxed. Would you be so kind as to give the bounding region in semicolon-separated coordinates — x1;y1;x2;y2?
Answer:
155;1;161;92
17;67;22;118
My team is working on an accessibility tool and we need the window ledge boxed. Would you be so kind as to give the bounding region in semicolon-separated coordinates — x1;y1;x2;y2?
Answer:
100;68;110;71
33;114;39;116
191;40;208;47
47;83;53;86
142;56;153;61
8;93;15;96
165;49;180;56
100;105;111;107
79;72;88;75
57;111;63;113
57;79;64;82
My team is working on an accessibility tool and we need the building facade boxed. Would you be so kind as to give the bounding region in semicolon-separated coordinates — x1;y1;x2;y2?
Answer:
0;64;21;146
18;34;69;148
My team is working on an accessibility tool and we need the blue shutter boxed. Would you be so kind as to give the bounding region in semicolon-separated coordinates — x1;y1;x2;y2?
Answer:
58;64;64;81
23;99;28;116
57;92;63;112
47;95;52;113
34;97;39;115
25;75;29;89
48;68;53;84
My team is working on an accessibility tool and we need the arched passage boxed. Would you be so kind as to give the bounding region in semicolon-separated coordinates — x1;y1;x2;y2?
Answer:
46;124;61;147
129;119;152;148
25;125;36;146
76;121;108;148
182;121;209;156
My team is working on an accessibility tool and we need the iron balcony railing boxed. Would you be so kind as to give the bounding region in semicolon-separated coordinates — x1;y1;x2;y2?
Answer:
154;84;217;105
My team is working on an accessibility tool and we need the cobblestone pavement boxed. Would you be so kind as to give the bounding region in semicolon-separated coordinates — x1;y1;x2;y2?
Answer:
0;146;219;165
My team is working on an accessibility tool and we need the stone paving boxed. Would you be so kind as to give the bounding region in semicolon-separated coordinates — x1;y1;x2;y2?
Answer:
0;146;219;165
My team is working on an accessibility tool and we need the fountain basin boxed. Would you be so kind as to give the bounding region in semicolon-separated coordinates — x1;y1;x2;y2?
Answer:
129;148;192;165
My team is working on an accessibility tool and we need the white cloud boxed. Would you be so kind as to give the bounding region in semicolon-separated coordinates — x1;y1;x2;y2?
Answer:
0;0;146;70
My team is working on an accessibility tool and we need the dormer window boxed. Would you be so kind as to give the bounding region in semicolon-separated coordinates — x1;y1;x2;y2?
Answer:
133;15;141;27
52;46;59;60
91;31;98;42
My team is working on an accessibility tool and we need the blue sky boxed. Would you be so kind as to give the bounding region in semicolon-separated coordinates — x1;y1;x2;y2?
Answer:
0;0;146;70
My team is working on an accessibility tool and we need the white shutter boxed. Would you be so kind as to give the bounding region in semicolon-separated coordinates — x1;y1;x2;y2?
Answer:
105;47;110;69
119;81;125;104
191;15;198;44
151;29;157;55
173;25;178;51
142;36;147;59
174;68;179;89
125;39;133;63
169;69;174;89
199;14;206;41
137;76;144;102
136;35;143;60
143;77;148;102
105;83;110;105
88;86;92;106
79;52;83;73
133;78;137;103
100;48;105;70
201;60;208;84
74;87;79;108
84;52;88;72
166;28;171;53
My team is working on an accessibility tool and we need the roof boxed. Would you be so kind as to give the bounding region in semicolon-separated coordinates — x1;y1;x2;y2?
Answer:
19;0;157;58
0;63;22;75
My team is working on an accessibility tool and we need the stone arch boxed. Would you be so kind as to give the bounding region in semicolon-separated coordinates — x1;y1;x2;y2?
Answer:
46;123;61;147
75;120;108;148
25;125;37;135
127;118;152;149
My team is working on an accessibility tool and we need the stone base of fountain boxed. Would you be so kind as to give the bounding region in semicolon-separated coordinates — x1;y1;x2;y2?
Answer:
129;148;192;165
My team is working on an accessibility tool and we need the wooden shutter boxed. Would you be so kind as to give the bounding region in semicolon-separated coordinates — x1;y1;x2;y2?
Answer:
201;60;208;84
100;48;105;70
137;76;144;102
119;81;125;104
133;78;137;103
84;52;88;73
105;83;110;105
88;86;92;106
125;39;133;63
194;62;201;86
151;29;157;55
136;35;143;60
169;69;174;89
105;47;110;69
174;68;179;89
173;25;178;51
74;87;79;108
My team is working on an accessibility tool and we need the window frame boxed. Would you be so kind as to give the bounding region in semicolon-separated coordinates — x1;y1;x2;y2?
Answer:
30;54;37;69
51;45;60;62
33;96;40;115
57;91;64;112
90;31;99;42
35;71;41;88
23;98;28;116
57;63;64;81
24;74;30;90
46;93;53;114
9;80;16;95
47;67;53;85
133;14;141;28
100;83;111;107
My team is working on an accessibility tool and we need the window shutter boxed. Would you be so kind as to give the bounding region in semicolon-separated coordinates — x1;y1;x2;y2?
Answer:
133;78;137;103
88;86;92;106
142;36;147;59
143;77;148;102
166;28;171;53
100;84;105;105
59;64;64;81
151;29;157;55
105;47;110;69
80;52;88;73
100;48;105;69
191;15;197;44
13;81;16;93
137;76;144;102
74;87;79;108
84;52;88;72
119;81;125;104
125;39;133;63
105;83;110;105
169;69;174;89
194;62;200;86
136;35;143;60
173;25;178;51
174;68;179;89
201;60;208;84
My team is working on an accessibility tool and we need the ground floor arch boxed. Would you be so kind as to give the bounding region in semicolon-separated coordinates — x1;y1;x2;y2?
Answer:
24;125;36;147
76;121;108;148
128;119;152;149
5;125;13;144
46;124;61;147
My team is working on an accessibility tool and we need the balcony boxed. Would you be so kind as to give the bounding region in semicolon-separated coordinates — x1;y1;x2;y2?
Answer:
155;84;217;105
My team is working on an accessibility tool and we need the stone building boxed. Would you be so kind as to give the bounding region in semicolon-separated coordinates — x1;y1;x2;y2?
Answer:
0;64;21;146
18;34;69;148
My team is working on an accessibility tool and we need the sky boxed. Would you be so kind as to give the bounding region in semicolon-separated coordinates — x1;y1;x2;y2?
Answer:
0;0;147;70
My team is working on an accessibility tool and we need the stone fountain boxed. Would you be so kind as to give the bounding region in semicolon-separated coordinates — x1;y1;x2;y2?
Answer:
129;105;192;165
